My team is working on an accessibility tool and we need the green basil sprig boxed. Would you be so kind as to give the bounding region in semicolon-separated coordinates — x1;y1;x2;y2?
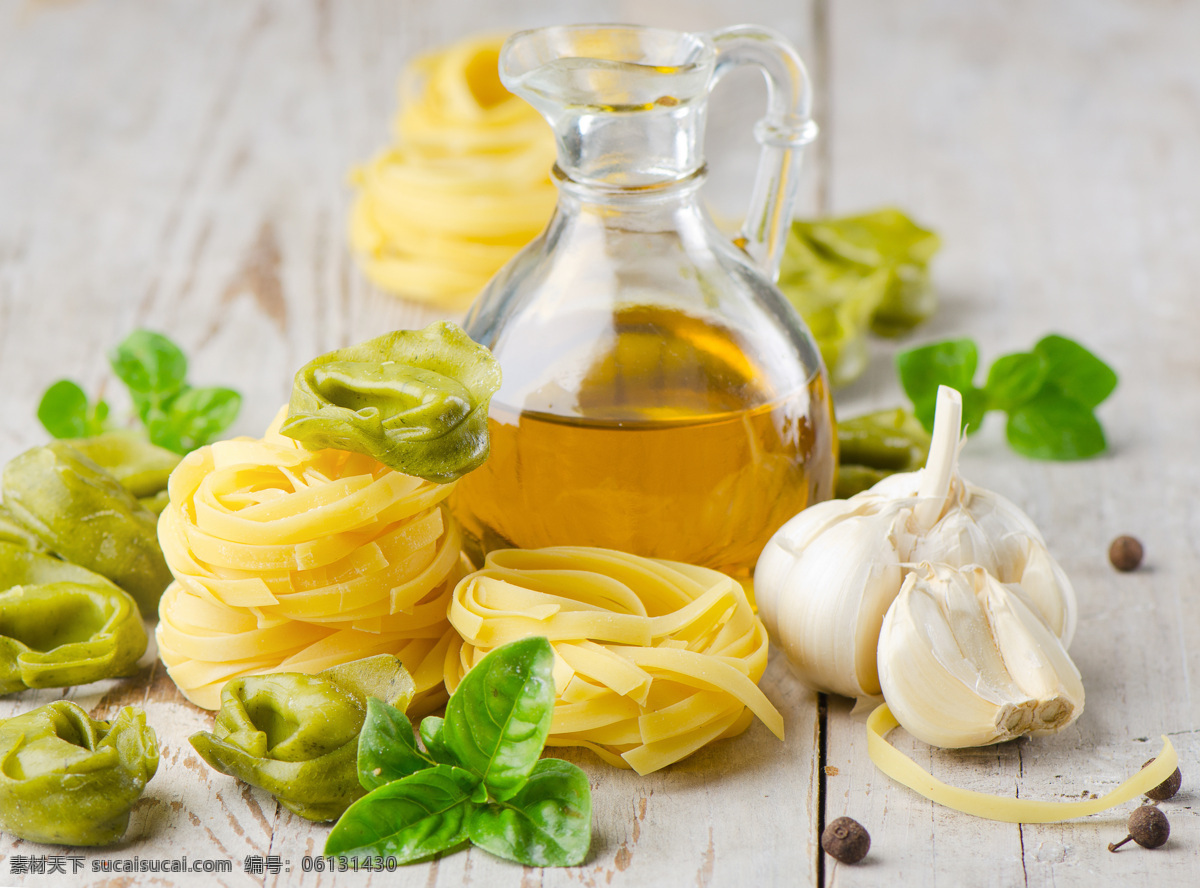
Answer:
37;380;109;439
37;330;241;455
326;637;592;868
897;333;1118;460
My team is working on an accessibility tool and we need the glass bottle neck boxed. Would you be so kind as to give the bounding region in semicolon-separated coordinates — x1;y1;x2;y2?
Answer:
551;162;708;214
547;99;708;189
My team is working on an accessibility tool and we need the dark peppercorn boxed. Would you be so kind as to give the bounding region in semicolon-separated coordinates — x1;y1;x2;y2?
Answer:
1109;536;1143;571
821;816;870;864
1141;758;1183;802
1108;805;1169;852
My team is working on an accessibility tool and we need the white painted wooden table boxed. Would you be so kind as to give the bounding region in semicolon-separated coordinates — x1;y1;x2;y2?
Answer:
1;1;1197;885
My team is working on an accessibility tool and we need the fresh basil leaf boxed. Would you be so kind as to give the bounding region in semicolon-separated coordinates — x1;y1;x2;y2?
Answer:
442;636;555;802
1033;334;1118;408
896;339;979;430
125;391;155;426
37;380;108;438
1006;389;1107;459
418;716;459;766
358;699;433;791
92;399;110;427
109;330;188;398
324;764;476;863
468;758;592;867
984;351;1047;411
148;386;241;454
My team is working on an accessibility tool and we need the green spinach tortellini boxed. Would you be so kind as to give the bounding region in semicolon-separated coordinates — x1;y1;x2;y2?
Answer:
835;408;932;498
0;701;159;845
280;321;501;483
0;542;148;694
778;208;941;387
189;655;415;822
0;503;46;552
65;431;180;514
1;441;172;614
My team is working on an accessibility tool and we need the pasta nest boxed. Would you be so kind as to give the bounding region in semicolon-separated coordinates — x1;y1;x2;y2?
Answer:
349;32;557;307
155;417;462;712
446;548;783;775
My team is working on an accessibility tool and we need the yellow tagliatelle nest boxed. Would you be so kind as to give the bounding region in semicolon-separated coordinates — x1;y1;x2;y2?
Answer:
156;415;463;713
349;33;557;308
445;548;784;775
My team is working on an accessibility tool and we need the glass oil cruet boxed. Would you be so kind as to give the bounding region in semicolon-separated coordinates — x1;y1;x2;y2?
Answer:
454;24;836;577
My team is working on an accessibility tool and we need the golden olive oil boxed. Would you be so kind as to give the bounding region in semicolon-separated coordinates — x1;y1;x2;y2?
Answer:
452;307;836;576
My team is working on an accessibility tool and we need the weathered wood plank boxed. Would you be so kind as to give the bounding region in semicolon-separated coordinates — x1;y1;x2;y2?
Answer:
825;1;1200;885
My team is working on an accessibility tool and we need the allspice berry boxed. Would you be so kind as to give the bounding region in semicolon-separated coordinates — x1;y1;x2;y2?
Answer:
1108;805;1169;852
1142;758;1183;801
822;816;870;864
1109;535;1144;571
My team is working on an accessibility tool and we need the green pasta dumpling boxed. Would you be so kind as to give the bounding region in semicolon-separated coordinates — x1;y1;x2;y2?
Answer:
0;702;159;845
0;542;147;693
189;655;416;821
1;442;172;614
280;321;501;483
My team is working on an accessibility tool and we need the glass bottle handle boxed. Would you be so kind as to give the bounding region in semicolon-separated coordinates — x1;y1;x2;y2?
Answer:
710;26;818;282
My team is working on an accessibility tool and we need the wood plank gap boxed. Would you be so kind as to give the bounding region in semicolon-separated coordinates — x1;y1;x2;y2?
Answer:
1016;745;1028;888
812;3;830;877
811;0;831;215
816;692;828;887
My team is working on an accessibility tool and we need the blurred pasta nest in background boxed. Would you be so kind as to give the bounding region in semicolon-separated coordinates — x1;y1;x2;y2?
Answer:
155;412;464;712
348;33;557;308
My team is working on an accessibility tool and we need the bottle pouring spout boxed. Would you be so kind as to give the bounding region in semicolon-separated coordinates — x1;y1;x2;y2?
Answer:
500;25;717;189
500;25;715;110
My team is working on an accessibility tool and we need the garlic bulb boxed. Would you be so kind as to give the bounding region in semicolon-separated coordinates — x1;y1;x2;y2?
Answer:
877;562;1084;748
755;385;1077;698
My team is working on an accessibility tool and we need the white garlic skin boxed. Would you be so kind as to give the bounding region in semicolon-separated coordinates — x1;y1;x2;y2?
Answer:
757;501;903;698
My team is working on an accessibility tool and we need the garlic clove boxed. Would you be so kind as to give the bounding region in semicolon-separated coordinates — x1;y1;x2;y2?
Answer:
878;565;1033;748
905;493;1006;570
764;510;903;699
981;574;1084;734
1009;533;1078;646
755;495;894;636
878;563;1083;748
